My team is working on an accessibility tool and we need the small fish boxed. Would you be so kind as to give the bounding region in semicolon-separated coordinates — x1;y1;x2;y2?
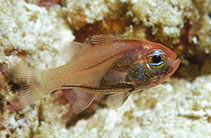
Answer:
2;35;180;113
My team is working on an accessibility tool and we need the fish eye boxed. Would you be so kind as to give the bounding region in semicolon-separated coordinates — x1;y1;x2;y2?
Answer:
152;55;162;63
147;49;166;69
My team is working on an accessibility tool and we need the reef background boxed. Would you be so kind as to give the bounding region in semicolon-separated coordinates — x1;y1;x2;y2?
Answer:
0;0;211;137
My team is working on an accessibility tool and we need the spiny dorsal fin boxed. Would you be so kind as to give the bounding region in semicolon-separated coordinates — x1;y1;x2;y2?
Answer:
91;35;118;45
61;41;90;62
106;93;130;108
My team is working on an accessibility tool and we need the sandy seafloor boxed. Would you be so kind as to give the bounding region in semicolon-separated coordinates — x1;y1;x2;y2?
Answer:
0;0;211;138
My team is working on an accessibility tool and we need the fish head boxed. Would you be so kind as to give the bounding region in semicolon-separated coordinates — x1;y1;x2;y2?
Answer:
128;40;181;88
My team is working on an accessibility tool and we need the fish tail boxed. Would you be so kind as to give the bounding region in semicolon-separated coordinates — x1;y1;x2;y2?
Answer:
1;63;46;110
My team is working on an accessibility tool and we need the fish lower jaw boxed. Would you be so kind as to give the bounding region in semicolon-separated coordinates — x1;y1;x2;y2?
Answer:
172;58;181;68
168;58;181;76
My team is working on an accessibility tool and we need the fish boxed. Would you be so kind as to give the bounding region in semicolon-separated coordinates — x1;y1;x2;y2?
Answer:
1;35;180;113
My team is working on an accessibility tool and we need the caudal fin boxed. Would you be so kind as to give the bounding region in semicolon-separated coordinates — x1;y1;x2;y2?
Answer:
1;63;47;110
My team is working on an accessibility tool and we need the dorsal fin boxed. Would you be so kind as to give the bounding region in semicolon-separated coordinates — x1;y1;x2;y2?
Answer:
61;35;117;61
61;41;90;62
91;35;118;45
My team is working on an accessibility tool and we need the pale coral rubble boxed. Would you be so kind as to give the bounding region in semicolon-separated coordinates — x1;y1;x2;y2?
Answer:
0;0;210;137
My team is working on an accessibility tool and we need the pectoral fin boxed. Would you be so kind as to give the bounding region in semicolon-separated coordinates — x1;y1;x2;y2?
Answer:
63;88;98;114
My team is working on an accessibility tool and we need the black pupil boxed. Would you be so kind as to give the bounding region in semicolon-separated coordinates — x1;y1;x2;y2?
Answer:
152;55;162;63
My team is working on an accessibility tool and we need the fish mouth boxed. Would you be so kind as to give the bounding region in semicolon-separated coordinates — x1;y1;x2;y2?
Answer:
165;57;181;78
156;58;180;85
171;58;181;70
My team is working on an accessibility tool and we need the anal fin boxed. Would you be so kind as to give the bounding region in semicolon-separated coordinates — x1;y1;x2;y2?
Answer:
63;88;98;114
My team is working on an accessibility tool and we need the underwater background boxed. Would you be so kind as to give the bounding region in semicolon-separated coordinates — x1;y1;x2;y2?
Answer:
0;0;211;137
